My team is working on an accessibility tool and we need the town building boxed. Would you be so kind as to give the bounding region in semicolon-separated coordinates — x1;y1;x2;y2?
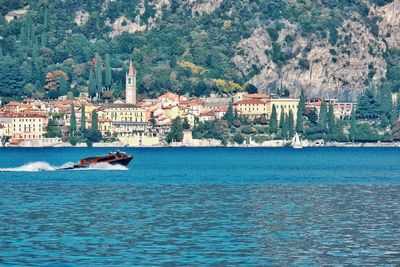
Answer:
125;60;137;104
268;98;300;123
334;102;354;119
5;6;29;23
97;103;159;146
234;99;268;117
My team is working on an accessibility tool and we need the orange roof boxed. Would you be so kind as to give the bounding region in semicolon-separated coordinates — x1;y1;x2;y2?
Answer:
244;93;269;99
215;107;228;112
234;99;268;105
158;92;180;100
200;110;216;117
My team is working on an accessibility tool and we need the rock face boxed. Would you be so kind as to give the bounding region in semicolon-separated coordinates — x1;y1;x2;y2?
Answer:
81;0;400;99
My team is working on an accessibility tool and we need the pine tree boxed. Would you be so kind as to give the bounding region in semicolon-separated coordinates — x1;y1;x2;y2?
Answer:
279;107;285;129
20;22;27;46
328;103;335;133
269;104;278;133
88;69;96;98
349;107;356;142
80;105;86;132
70;104;77;134
95;53;103;95
318;100;328;131
91;110;99;131
105;53;112;89
288;110;294;137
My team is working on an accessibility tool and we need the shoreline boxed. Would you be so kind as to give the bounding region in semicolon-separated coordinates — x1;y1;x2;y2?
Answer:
3;141;400;148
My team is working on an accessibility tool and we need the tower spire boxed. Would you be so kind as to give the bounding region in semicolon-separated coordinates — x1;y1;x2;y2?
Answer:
128;60;135;76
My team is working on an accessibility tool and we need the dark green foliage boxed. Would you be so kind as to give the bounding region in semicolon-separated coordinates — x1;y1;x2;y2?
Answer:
269;104;278;133
327;103;335;133
296;90;305;133
349;107;357;142
85;128;102;143
246;84;258;94
356;84;381;119
166;117;183;143
318;101;328;131
80;105;86;132
279;108;285;129
233;133;245;144
58;76;68;96
70;104;76;134
308;108;318;125
44;126;61;138
88;69;96;98
105;53;112;89
91;110;99;131
95;53;102;94
182;117;190;130
353;123;380;142
288;110;294;137
223;102;234;125
192;120;229;144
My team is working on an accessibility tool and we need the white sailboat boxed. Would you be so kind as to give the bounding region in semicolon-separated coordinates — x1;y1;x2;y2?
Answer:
292;132;303;149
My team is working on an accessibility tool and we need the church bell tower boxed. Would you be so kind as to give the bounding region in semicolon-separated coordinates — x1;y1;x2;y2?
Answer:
125;60;137;104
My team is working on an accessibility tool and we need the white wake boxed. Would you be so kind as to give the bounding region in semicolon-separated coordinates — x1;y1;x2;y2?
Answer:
0;161;128;172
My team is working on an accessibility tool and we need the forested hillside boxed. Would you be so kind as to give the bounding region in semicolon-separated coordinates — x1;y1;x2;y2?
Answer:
0;0;399;101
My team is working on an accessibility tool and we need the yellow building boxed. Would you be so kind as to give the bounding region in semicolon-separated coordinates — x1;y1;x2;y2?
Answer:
234;99;268;117
267;98;300;124
97;103;159;146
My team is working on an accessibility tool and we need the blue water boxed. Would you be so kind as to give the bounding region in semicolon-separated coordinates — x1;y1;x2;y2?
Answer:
1;148;400;265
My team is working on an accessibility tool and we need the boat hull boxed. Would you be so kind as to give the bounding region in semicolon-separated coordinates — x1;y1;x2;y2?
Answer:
59;155;133;170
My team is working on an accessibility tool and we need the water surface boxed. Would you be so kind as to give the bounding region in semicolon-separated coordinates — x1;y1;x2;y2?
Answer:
0;148;399;265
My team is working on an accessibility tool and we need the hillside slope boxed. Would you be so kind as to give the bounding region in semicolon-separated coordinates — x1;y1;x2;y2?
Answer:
0;0;399;100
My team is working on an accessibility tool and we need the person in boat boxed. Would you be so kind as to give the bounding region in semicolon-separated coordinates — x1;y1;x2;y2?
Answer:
115;150;122;158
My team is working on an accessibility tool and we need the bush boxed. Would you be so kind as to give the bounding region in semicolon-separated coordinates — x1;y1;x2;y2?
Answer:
354;123;380;142
241;126;257;134
233;133;245;144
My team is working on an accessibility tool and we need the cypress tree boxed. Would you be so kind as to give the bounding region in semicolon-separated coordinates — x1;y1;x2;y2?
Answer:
59;76;68;96
269;104;278;133
296;99;304;133
224;101;234;124
282;114;289;139
88;69;96;98
105;53;112;89
32;37;39;61
70;104;77;134
0;46;3;59
349;107;356;142
288;110;294;137
20;22;27;46
279;108;285;129
390;107;398;126
80;105;86;132
328;103;335;133
95;53;103;95
318;100;328;131
91;110;99;131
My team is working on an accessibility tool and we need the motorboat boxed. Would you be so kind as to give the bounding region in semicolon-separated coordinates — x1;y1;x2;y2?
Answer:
59;151;133;170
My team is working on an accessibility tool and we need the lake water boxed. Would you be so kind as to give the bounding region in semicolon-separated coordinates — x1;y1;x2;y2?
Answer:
0;148;400;265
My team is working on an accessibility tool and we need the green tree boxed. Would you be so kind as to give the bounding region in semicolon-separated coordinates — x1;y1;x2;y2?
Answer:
318;100;328;131
233;133;245;144
166;117;183;143
282;114;289;139
105;53;112;89
182;117;190;130
95;53;103;95
328;103;335;133
92;110;99;131
279;108;285;129
223;101;234;124
80;105;86;132
356;84;381;120
349;107;356;142
296;90;305;133
59;76;68;96
70;104;77;134
89;69;96;98
288;110;294;137
269;104;278;133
